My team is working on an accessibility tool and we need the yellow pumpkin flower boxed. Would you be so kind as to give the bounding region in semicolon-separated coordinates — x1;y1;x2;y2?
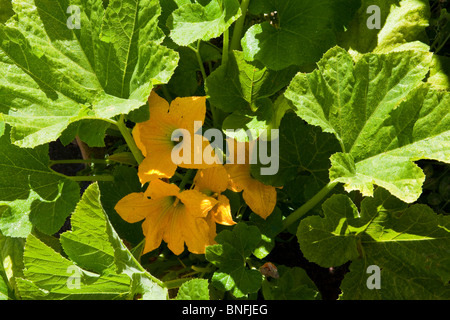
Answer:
133;91;219;184
114;179;218;255
224;139;277;219
193;166;236;241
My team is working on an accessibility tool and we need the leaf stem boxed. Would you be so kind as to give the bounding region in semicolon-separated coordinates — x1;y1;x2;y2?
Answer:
222;28;230;67
178;169;195;191
435;33;450;54
65;175;115;182
49;159;112;166
281;181;338;231
230;0;251;51
117;114;144;165
194;40;208;81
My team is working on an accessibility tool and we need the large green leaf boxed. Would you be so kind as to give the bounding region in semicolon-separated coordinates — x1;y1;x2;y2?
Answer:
286;47;450;203
205;223;263;298
16;183;168;300
242;0;360;70
167;0;241;46
0;126;80;237
338;0;430;55
297;188;450;299
206;50;296;113
0;0;178;148
428;55;450;91
251;112;341;189
206;50;297;140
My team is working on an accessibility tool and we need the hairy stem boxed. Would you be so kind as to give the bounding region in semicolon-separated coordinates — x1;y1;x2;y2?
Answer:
49;159;112;166
230;0;251;51
65;175;115;182
178;169;195;191
195;40;208;81
117;114;144;165
222;27;230;66
281;181;338;231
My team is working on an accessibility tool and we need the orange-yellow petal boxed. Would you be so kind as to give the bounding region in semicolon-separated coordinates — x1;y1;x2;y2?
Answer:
194;166;229;194
177;189;218;218
224;163;249;192
181;215;214;254
114;192;152;223
225;163;276;219
211;194;236;226
242;179;277;219
141;197;176;254
141;197;214;255
145;179;180;199
169;96;206;130
148;90;171;121
138;154;177;184
132;125;147;157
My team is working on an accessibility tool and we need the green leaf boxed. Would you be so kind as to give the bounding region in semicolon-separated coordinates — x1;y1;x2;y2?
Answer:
205;223;263;298
176;278;210;300
286;47;450;203
167;0;241;46
338;0;431;55
0;115;4;138
0;0;179;148
298;188;450;299
17;234;131;300
428;55;450;91
242;0;361;70
98;166;144;246
17;183;167;300
0;234;25;296
206;50;297;113
251;112;341;189
261;265;320;300
0;126;80;237
249;208;283;259
166;45;221;97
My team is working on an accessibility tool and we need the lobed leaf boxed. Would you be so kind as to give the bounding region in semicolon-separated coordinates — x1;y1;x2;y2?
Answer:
176;278;210;300
286;47;450;203
167;0;241;46
0;126;80;237
16;183;167;300
298;188;450;299
242;0;361;70
205;223;263;298
0;0;179;148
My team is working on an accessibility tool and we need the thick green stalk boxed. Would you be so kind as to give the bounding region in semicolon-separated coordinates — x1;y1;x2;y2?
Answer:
49;159;112;166
117;114;144;165
194;40;208;81
66;175;115;182
230;0;251;51
281;181;338;231
222;28;230;66
178;169;195;191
